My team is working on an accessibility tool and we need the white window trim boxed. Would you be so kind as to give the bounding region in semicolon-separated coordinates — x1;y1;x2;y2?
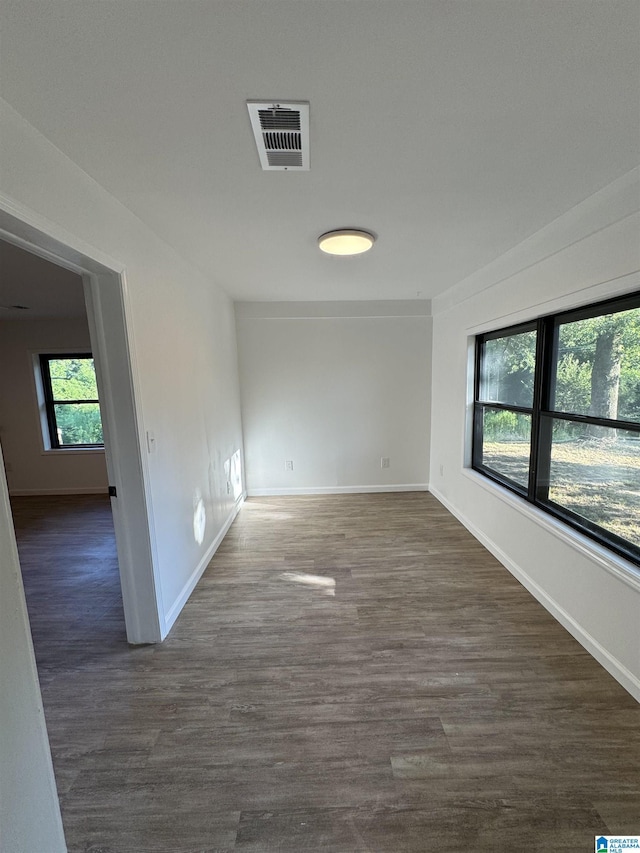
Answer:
461;466;640;593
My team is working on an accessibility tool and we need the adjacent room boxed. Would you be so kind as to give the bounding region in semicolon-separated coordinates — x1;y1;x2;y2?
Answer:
1;2;638;852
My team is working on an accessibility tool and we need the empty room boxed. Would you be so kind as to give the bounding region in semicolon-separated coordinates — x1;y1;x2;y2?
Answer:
1;2;639;852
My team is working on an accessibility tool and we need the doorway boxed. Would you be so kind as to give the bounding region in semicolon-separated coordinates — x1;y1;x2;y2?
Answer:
0;238;127;662
0;206;163;644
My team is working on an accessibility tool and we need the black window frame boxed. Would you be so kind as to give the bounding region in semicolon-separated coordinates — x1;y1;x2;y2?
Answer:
39;353;105;450
472;291;640;566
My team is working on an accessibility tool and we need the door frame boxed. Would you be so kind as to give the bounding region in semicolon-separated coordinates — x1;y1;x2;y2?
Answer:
0;197;164;643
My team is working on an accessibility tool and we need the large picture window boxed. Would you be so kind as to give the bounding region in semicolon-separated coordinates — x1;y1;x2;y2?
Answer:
39;354;104;448
473;293;640;564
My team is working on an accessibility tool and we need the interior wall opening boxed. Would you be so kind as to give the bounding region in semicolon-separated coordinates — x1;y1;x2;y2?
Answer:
0;238;128;656
0;206;162;646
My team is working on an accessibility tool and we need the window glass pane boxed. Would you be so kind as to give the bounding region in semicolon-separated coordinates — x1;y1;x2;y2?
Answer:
547;419;640;549
481;408;532;488
553;306;640;422
480;330;537;407
54;403;104;445
49;357;99;401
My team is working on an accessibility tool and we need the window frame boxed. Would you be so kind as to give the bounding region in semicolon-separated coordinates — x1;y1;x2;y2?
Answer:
472;319;539;497
39;352;105;450
472;292;640;566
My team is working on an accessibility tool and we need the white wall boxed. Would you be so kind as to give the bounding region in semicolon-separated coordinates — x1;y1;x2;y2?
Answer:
429;168;640;701
0;442;66;853
236;301;431;495
0;316;109;495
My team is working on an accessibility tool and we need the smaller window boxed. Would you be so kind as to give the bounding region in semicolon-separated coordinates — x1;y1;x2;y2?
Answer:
39;354;104;448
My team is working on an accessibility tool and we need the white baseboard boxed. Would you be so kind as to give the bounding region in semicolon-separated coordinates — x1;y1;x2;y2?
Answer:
429;485;640;704
247;484;429;497
163;493;246;636
9;487;108;496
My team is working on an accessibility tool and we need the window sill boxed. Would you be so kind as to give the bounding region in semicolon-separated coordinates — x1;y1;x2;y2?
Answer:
41;447;105;456
461;466;640;593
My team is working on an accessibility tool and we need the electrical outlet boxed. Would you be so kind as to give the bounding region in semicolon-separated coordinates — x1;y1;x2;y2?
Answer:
285;460;294;471
381;457;390;469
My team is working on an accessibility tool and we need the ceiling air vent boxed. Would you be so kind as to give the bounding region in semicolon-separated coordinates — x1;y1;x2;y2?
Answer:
247;101;310;171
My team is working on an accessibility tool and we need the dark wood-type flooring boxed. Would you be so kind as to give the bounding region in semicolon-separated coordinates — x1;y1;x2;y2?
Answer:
12;492;640;852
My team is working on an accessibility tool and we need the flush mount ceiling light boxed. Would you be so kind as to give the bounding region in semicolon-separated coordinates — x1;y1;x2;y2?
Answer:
318;229;376;256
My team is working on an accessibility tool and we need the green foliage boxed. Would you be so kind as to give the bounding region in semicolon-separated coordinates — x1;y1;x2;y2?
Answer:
54;403;103;446
554;354;591;414
557;306;640;421
620;365;640;421
483;409;530;441
50;357;99;401
482;330;537;406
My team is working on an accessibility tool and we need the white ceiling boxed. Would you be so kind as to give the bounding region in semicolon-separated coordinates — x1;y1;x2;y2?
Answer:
0;1;638;303
0;240;86;318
